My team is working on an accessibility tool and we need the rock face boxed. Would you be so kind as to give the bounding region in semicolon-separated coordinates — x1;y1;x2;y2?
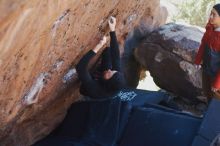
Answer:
0;0;160;145
135;23;204;98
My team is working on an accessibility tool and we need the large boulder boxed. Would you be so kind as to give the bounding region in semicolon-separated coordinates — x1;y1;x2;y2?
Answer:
135;23;204;98
122;5;168;87
0;0;161;145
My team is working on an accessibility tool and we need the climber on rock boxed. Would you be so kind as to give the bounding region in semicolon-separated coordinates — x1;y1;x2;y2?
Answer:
76;16;126;99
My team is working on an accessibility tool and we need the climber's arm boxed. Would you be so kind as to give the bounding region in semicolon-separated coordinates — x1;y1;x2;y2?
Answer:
76;36;107;83
108;16;121;71
76;50;96;83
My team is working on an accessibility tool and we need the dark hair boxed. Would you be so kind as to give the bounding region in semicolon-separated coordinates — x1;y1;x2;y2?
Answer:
213;4;220;16
106;72;125;91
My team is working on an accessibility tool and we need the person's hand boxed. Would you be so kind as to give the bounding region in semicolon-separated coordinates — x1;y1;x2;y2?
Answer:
195;64;201;70
108;16;116;32
212;87;218;92
99;36;107;46
93;36;107;53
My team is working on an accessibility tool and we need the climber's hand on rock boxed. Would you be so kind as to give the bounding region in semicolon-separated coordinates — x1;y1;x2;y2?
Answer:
93;36;107;53
108;16;116;32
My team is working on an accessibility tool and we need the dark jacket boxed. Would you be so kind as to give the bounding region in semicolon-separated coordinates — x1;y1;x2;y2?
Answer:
76;32;125;99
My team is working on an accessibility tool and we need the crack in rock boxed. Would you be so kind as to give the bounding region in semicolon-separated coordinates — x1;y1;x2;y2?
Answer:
51;9;70;38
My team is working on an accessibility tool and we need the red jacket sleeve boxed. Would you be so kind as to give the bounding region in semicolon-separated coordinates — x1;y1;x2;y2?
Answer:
194;22;213;65
194;36;206;65
212;71;220;89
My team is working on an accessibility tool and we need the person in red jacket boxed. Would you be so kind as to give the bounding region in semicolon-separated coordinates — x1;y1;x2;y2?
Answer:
195;4;220;99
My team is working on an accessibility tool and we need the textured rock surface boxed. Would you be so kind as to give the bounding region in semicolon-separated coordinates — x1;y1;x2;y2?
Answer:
135;23;204;98
122;5;168;87
0;0;160;145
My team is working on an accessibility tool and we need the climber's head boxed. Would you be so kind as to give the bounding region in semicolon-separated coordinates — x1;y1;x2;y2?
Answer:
210;4;220;27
